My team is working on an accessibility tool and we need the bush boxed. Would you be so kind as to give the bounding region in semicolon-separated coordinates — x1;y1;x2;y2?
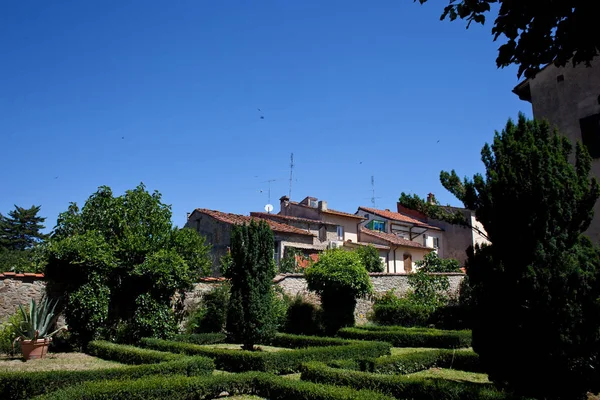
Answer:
338;326;472;348
305;249;372;334
87;340;179;364
356;245;385;273
370;291;432;327
359;349;482;374
140;337;391;373
172;333;227;345
0;308;23;356
283;293;323;335
300;362;516;400
36;372;394;400
185;283;230;334
0;356;214;400
268;333;352;348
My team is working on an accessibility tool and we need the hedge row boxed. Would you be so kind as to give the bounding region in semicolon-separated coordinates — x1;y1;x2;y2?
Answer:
360;349;482;375
338;326;472;348
140;337;391;373
267;333;353;348
300;362;519;400
172;333;227;345
87;340;180;364
0;356;214;400
34;371;394;400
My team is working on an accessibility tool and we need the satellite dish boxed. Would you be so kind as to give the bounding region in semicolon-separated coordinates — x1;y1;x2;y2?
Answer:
265;204;274;213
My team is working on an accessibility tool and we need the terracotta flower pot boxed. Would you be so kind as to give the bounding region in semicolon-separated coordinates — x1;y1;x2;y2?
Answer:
20;338;52;360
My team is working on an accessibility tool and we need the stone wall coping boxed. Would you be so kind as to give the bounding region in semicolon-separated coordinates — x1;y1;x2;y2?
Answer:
0;272;45;280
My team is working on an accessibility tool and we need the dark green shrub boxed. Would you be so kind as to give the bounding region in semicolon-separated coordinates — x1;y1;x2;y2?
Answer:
300;362;516;400
305;248;372;334
338;326;472;348
370;291;432;327
356;244;385;272
36;372;393;400
429;304;471;330
0;308;23;356
0;356;214;400
172;333;226;345
359;349;481;374
268;332;351;348
140;337;391;373
186;283;230;334
87;340;179;364
283;293;323;335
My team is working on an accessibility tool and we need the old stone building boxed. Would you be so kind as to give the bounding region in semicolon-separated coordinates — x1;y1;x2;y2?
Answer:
513;58;600;243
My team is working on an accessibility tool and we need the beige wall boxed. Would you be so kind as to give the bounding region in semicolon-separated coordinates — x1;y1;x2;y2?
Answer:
320;214;360;243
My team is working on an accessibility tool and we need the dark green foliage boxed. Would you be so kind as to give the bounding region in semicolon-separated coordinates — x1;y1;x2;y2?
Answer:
359;349;481;375
300;362;516;400
283;293;323;335
0;308;23;356
225;219;278;350
305;248;372;334
45;184;211;346
423;115;600;399
36;372;394;400
186;283;230;334
0;205;48;251
87;340;179;364
172;333;227;345
415;0;599;79
279;246;301;273
140;337;391;373
356;244;385;272
338;326;472;348
267;332;352;348
0;357;214;400
408;252;461;310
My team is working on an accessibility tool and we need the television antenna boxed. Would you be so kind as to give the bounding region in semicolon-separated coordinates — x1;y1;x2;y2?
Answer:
288;152;294;199
370;175;381;207
262;178;277;205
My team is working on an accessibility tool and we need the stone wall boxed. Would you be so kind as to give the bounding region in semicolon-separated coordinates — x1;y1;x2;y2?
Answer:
0;273;46;320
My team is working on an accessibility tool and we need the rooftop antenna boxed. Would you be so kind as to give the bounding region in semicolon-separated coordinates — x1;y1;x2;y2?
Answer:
289;153;294;199
371;175;378;207
264;178;277;205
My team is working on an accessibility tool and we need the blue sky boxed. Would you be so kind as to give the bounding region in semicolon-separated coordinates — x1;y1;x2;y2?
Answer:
0;1;531;232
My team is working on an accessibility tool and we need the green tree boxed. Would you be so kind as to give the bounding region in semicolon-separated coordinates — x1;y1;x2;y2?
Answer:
415;0;598;78
0;205;48;250
408;252;461;310
403;115;600;398
45;184;211;346
225;219;278;350
305;248;372;334
355;244;385;272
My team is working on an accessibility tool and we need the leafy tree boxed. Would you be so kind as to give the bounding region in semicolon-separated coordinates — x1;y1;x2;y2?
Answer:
45;184;211;346
279;247;301;273
0;205;48;250
407;252;461;310
403;114;600;398
225;220;278;350
355;244;385;272
305;248;372;334
415;0;599;78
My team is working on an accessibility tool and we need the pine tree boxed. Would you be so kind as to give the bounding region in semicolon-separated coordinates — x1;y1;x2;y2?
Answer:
0;205;48;250
225;219;277;350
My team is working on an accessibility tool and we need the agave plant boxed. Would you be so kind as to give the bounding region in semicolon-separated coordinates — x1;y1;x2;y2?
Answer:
11;298;67;341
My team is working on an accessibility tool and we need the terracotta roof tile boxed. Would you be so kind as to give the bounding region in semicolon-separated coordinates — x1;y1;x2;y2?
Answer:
195;209;314;236
360;227;434;250
359;206;441;230
288;201;366;220
250;212;336;226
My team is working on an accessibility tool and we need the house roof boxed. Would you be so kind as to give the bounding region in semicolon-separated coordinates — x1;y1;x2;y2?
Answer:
289;201;367;220
358;206;441;230
360;227;434;250
249;212;337;226
194;209;314;236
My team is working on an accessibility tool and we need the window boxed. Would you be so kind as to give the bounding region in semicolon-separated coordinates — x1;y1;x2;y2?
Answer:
432;237;440;249
309;199;318;208
337;225;344;240
403;253;412;273
274;242;280;264
373;220;385;232
423;234;427;246
580;113;600;158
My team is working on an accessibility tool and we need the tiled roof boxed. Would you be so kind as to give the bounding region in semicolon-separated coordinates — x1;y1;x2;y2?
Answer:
289;201;366;220
359;206;441;230
360;227;433;250
0;272;45;279
195;209;314;236
249;212;337;226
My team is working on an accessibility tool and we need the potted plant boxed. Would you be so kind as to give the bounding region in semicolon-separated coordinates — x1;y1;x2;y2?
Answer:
12;298;67;360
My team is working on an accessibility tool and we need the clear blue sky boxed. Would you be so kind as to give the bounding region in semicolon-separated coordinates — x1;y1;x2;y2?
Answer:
1;1;531;232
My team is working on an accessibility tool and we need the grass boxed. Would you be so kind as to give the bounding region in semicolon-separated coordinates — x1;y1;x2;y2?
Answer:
0;352;124;372
409;367;490;384
199;343;292;352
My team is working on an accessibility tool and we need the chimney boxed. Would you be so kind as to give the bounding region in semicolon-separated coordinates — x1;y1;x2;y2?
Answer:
318;200;328;211
279;195;290;215
427;193;436;205
186;212;191;220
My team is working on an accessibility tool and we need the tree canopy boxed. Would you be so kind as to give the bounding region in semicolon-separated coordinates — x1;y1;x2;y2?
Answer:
0;205;48;251
416;0;599;78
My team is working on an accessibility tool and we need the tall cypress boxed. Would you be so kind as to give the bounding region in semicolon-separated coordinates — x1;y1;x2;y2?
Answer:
225;219;277;350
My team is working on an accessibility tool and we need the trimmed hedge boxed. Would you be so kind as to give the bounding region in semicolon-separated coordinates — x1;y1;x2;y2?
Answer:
268;333;353;348
338;326;472;348
172;333;227;345
87;340;179;364
300;362;519;400
0;356;214;400
35;371;394;400
360;349;482;374
140;337;391;373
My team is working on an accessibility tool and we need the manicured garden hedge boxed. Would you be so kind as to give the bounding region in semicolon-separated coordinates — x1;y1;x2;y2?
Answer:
300;362;517;400
172;333;227;345
338;326;472;348
0;356;214;400
360;349;481;374
87;340;181;364
140;337;391;373
34;371;394;400
268;333;353;348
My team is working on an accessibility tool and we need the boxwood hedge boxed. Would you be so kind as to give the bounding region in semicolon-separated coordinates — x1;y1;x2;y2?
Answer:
338;326;472;348
171;333;226;345
87;340;180;364
360;349;482;374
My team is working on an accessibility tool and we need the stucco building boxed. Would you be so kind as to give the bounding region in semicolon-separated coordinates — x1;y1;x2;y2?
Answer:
513;58;600;243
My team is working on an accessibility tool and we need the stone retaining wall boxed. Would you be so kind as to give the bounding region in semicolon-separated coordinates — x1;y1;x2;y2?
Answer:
0;273;46;320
